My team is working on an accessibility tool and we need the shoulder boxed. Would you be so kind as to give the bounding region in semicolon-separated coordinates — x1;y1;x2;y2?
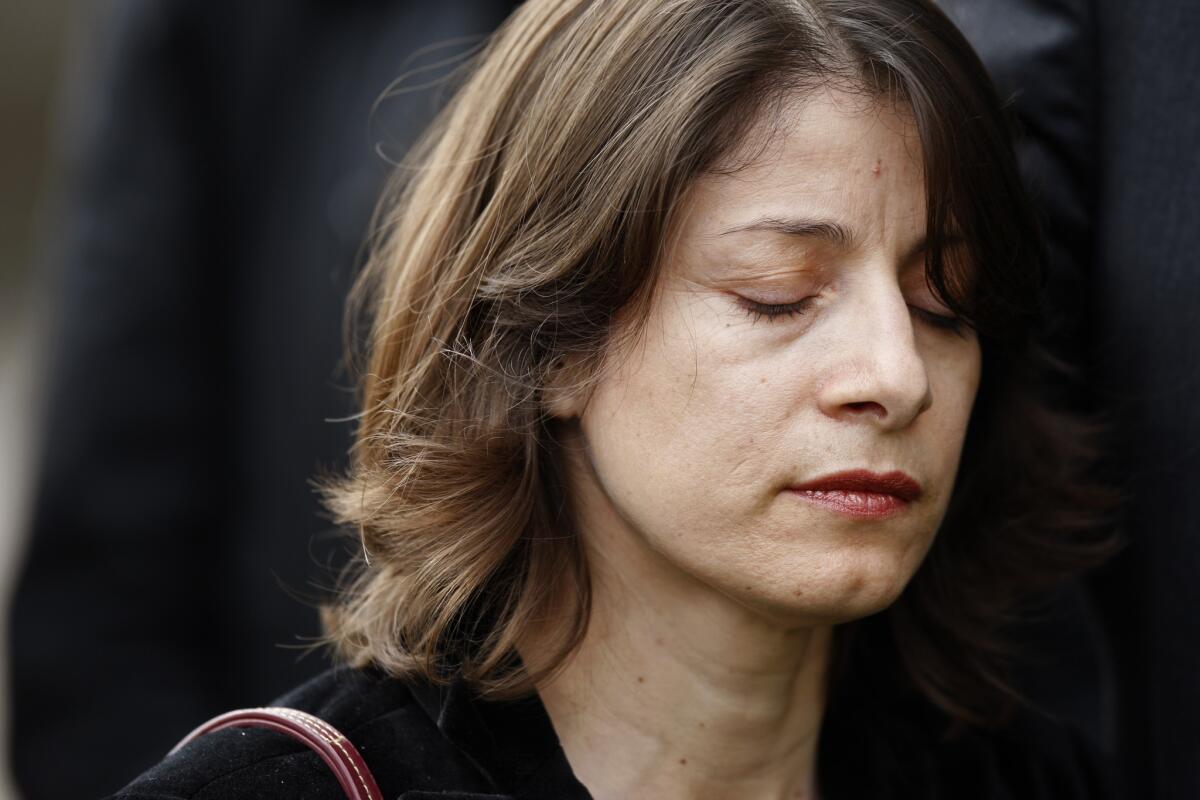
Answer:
105;664;492;800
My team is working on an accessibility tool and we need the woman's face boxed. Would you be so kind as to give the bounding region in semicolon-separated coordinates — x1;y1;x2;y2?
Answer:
557;86;981;625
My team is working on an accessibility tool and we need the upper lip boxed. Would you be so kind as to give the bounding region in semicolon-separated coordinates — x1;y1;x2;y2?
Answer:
789;469;923;501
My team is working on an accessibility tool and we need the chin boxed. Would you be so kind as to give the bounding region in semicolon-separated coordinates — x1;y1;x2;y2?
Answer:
753;553;920;626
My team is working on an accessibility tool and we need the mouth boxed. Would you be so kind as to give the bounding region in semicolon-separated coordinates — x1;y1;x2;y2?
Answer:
785;469;922;520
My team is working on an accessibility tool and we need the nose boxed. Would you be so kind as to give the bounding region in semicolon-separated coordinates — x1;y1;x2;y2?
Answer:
817;282;933;430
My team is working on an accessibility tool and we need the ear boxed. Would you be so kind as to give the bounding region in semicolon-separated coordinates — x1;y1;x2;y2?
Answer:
541;352;591;420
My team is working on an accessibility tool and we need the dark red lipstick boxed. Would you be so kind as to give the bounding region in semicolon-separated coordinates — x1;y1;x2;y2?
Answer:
786;469;922;519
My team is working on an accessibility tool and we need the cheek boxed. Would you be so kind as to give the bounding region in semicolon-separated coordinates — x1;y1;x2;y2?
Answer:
935;340;982;449
920;338;982;514
580;303;778;527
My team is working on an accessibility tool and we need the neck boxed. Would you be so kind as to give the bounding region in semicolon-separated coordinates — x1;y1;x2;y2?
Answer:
527;528;833;800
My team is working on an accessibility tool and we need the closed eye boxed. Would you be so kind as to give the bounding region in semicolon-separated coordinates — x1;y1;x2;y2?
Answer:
738;295;971;335
910;306;971;335
737;297;816;323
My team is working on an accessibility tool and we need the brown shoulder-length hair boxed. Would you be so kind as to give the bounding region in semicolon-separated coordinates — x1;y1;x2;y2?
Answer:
319;0;1122;728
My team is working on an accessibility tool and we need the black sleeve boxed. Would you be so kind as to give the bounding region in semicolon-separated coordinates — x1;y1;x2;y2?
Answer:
8;1;234;796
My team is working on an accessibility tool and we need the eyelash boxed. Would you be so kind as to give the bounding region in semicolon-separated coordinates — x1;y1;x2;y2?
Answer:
738;297;970;333
738;297;817;323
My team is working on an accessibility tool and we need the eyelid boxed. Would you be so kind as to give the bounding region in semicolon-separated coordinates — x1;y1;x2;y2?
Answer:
734;285;811;304
910;305;972;334
735;293;971;335
736;295;816;323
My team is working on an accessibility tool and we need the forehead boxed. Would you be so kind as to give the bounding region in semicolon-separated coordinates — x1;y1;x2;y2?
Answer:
677;86;927;246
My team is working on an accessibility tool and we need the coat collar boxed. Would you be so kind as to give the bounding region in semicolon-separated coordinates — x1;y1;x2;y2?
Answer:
405;671;592;800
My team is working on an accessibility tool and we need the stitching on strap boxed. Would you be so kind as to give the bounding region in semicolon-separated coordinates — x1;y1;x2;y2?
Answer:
273;708;374;800
282;709;345;744
258;707;377;800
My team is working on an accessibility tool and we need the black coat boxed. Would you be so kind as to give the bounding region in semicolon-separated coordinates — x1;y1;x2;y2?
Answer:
108;664;1115;800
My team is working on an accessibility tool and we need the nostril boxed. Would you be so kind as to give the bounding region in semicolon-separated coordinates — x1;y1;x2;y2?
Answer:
846;400;886;418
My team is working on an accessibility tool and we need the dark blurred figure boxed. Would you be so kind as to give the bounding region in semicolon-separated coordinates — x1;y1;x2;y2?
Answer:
7;2;513;797
947;1;1200;798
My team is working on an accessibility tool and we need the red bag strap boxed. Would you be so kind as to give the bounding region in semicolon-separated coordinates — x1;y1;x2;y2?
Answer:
169;707;383;800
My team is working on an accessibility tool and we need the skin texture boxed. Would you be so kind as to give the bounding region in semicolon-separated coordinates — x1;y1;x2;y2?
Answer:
533;86;983;800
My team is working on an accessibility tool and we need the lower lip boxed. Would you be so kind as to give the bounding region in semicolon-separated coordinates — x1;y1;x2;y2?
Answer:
786;489;911;519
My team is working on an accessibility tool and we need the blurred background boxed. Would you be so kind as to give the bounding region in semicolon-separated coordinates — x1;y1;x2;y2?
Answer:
1;2;78;797
1;1;1197;799
0;3;517;797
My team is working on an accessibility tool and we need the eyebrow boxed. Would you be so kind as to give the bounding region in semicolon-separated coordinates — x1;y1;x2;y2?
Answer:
718;215;967;265
718;216;854;249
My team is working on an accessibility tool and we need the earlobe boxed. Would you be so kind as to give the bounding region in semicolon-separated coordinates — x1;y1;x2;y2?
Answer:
542;353;590;420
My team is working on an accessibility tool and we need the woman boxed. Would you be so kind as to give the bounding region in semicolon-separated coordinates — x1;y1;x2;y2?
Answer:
111;0;1121;797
